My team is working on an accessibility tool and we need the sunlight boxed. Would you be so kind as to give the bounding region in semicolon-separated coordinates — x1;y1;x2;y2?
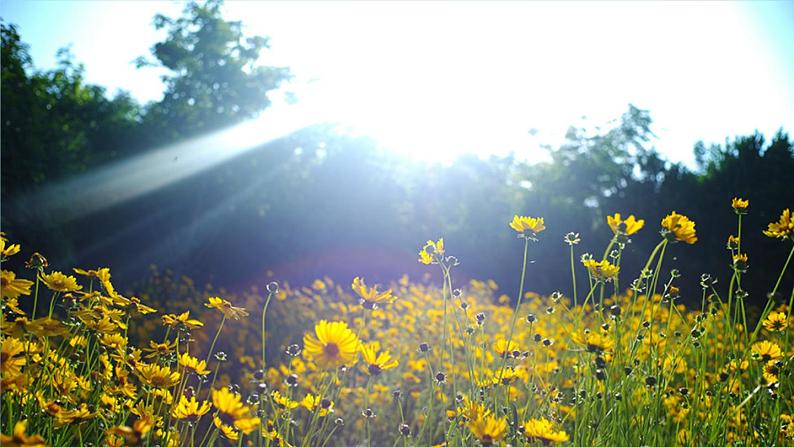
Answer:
24;103;317;223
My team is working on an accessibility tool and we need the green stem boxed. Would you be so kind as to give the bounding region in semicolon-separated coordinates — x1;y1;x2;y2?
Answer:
499;237;530;383
206;315;226;363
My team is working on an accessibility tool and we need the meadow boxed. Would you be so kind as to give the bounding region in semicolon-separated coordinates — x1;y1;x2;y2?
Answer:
2;199;794;446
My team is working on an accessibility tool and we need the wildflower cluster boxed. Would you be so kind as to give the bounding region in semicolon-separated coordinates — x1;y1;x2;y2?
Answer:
2;199;794;446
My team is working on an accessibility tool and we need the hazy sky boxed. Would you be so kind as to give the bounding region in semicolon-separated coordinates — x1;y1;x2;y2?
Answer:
3;1;793;165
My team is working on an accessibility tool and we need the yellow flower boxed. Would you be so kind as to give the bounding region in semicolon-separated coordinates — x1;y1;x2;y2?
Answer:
493;338;519;359
54;403;94;427
303;320;360;369
0;234;21;260
661;212;698;244
752;340;783;362
1;270;33;300
467;414;507;445
100;333;127;351
135;363;180;389
1;337;27;377
523;418;570;444
171;395;211;421
732;197;749;214
509;215;546;236
418;238;444;264
161;311;204;330
607;213;645;235
763;360;781;385
582;259;620;281
764;209;794;240
39;271;82;292
300;393;333;416
763;312;789;332
572;330;614;354
361;342;399;375
211;388;260;440
272;390;299;410
205;296;249;320
0;420;46;447
178;353;210;376
352;277;396;309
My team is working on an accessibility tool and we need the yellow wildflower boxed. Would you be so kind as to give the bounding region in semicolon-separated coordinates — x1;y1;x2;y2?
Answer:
205;296;249;320
39;271;82;293
493;338;519;358
468;414;507;445
135;363;180;389
0;420;46;447
752;340;783;362
607;213;645;235
178;353;210;376
523;418;570;444
0;234;21;259
272;390;299;410
764;209;794;240
171;395;211;421
303;320;360;369
732;197;749;214
352;277;396;309
661;212;698;244
418;238;444;264
763;312;789;332
1;270;33;300
211;387;260;441
361;342;399;376
161;311;204;329
509;215;546;236
582;258;620;281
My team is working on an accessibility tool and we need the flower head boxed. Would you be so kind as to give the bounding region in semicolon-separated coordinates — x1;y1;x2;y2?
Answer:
467;414;507;446
764;209;794;240
0;234;21;260
607;213;645;236
731;197;749;215
39;271;82;292
0;420;46;447
179;353;210;376
493;338;519;359
212;388;260;441
303;320;360;369
162;311;204;330
763;312;789;332
205;296;249;320
418;238;444;264
509;215;546;239
1;270;33;300
752;340;783;362
582;259;620;282
361;342;399;376
171;395;211;421
352;277;396;309
523;418;570;444
135;363;180;389
661;212;698;244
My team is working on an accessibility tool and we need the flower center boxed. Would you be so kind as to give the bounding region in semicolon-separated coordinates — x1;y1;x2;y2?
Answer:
324;342;340;358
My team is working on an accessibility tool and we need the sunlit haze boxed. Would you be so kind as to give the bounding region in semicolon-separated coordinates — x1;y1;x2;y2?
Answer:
3;1;793;165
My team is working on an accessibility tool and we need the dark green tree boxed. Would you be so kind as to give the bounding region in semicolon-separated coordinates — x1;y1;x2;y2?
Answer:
136;0;291;145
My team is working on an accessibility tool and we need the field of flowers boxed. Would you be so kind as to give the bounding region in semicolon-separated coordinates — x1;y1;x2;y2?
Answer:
2;199;794;446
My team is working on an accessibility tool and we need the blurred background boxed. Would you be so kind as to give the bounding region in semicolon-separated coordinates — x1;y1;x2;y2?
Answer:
1;0;793;304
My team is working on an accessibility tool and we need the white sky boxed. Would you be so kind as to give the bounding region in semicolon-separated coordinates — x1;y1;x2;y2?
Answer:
3;1;793;166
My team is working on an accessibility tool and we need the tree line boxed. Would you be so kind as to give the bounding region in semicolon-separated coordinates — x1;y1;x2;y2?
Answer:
2;1;792;306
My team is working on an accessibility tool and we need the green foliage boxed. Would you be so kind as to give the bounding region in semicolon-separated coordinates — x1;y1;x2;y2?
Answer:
137;0;291;144
1;22;140;195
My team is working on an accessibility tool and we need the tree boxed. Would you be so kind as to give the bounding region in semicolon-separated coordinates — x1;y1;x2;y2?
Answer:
136;0;291;145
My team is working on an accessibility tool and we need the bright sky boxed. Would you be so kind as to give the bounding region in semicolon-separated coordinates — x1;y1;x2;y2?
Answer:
3;1;793;166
